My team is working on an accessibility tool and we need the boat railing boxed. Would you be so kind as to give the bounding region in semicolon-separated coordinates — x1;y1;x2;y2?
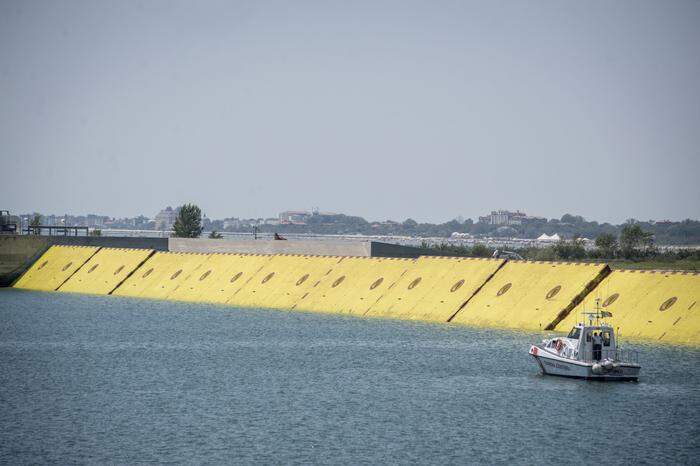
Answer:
578;348;639;364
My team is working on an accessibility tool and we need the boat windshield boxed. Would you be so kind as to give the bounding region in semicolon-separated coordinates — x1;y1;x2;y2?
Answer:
567;327;581;340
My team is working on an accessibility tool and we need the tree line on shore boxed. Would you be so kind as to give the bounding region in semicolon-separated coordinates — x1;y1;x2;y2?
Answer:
245;214;700;246
426;223;700;266
160;204;700;269
22;205;700;246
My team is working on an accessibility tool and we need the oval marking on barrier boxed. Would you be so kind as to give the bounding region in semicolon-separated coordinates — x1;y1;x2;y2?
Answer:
332;276;346;288
408;277;422;290
61;262;73;272
659;297;677;312
602;293;619;307
87;264;99;274
296;274;309;286
230;272;243;283
199;270;211;281
450;279;465;293
546;285;561;300
37;261;48;270
262;272;275;284
114;265;125;275
370;277;384;290
142;268;154;278
171;269;182;280
496;283;512;296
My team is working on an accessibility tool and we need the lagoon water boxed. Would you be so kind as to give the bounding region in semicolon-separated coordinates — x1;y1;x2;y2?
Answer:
0;288;698;464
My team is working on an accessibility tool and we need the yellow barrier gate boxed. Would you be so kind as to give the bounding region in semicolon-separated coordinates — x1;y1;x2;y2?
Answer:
556;270;700;345
451;261;608;331
326;257;415;316
13;245;99;291
166;254;271;304
59;248;154;295
246;255;341;310
367;257;505;322
291;257;406;315
113;252;211;300
15;247;699;346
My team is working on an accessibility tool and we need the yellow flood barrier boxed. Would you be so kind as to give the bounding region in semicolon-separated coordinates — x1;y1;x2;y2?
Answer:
113;252;211;300
367;257;505;322
58;248;154;295
168;253;274;304
294;257;415;316
13;245;99;291
450;261;608;331
242;255;340;310
555;270;700;345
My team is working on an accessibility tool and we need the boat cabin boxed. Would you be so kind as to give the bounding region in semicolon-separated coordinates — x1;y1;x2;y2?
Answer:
566;323;617;362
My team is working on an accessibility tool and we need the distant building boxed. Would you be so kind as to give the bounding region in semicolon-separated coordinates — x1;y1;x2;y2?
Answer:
202;214;211;230
478;210;544;226
279;211;312;224
154;206;179;231
86;214;108;228
479;210;523;225
223;217;241;230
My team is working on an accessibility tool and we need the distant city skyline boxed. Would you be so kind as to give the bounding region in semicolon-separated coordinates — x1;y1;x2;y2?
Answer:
3;1;699;224
13;205;694;227
12;205;699;246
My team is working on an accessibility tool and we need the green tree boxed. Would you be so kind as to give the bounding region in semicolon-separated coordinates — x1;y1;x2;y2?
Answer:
89;229;102;237
29;213;41;234
620;224;654;258
594;232;617;257
208;230;223;239
553;237;586;260
172;204;203;238
470;243;492;257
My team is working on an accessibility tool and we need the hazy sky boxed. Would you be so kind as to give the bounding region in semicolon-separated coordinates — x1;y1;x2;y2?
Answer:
2;0;699;223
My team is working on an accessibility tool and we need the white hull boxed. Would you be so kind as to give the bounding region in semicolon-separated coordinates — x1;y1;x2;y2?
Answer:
529;345;640;381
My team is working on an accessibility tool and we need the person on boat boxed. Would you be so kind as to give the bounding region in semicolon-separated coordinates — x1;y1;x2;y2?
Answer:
592;332;603;361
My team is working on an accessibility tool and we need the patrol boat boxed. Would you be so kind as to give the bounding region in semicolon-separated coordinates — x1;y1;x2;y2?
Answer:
529;307;641;381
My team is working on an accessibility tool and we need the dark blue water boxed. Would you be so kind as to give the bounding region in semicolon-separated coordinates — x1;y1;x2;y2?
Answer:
1;288;698;464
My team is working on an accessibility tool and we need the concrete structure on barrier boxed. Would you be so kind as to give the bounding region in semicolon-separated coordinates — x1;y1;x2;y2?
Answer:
168;238;444;258
10;245;699;346
0;235;439;286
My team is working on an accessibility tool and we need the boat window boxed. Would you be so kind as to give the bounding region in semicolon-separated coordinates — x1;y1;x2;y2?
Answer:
567;327;581;340
586;332;592;342
602;331;611;346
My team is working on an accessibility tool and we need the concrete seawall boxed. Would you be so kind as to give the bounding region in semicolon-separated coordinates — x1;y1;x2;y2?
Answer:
0;236;53;287
11;245;700;346
169;237;450;258
169;238;373;256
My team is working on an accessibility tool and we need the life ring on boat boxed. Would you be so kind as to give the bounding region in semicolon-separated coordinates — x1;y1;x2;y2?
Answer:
555;339;564;352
